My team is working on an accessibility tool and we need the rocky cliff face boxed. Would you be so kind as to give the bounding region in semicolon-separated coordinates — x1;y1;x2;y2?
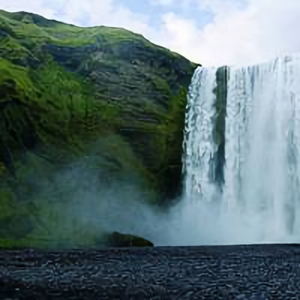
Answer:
0;9;198;248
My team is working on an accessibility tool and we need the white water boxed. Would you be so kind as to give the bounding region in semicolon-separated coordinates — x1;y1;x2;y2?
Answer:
183;67;218;201
183;54;300;245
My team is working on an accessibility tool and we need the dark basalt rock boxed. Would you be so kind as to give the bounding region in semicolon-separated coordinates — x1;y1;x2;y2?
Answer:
0;244;299;299
106;231;154;247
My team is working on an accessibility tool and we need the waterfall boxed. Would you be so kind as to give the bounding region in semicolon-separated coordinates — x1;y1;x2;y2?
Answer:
183;67;218;201
183;54;300;244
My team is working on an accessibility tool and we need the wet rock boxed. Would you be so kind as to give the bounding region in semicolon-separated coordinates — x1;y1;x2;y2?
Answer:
106;231;154;247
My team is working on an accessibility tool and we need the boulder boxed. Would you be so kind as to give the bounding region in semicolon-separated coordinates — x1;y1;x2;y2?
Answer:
106;231;154;247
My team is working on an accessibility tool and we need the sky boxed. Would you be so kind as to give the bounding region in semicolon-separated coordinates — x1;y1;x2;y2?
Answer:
1;0;300;66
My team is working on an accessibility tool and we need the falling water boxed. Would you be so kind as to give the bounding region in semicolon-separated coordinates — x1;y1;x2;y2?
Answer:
183;54;300;244
183;67;218;201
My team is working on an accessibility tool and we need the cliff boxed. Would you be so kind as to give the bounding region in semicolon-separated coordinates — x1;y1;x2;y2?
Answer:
0;9;198;248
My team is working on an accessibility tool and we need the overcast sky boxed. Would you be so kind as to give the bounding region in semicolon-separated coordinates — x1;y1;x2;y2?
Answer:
1;0;300;66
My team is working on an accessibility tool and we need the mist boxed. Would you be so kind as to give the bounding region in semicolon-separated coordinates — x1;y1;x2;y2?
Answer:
25;147;261;248
23;146;300;248
160;195;300;246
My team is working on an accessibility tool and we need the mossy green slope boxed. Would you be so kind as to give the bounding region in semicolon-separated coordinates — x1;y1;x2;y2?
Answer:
0;9;199;248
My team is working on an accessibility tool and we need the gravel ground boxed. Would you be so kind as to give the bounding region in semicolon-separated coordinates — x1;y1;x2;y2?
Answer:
0;244;300;299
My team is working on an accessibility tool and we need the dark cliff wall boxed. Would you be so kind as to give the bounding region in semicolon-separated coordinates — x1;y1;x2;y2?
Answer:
213;66;228;190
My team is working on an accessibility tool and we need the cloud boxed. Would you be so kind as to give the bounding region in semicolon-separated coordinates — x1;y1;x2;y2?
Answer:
0;0;156;37
0;0;58;19
156;0;300;66
150;0;193;7
197;0;248;14
150;0;174;6
1;0;300;66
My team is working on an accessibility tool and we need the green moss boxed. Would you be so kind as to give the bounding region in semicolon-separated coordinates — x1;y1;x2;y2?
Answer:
0;9;155;51
0;9;197;248
0;37;31;61
0;162;6;177
0;58;35;92
0;188;17;219
152;76;171;93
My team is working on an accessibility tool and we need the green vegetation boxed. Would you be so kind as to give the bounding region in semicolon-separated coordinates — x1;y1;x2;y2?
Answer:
0;9;198;248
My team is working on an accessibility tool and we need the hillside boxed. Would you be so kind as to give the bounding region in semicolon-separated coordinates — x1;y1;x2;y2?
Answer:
0;9;198;248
